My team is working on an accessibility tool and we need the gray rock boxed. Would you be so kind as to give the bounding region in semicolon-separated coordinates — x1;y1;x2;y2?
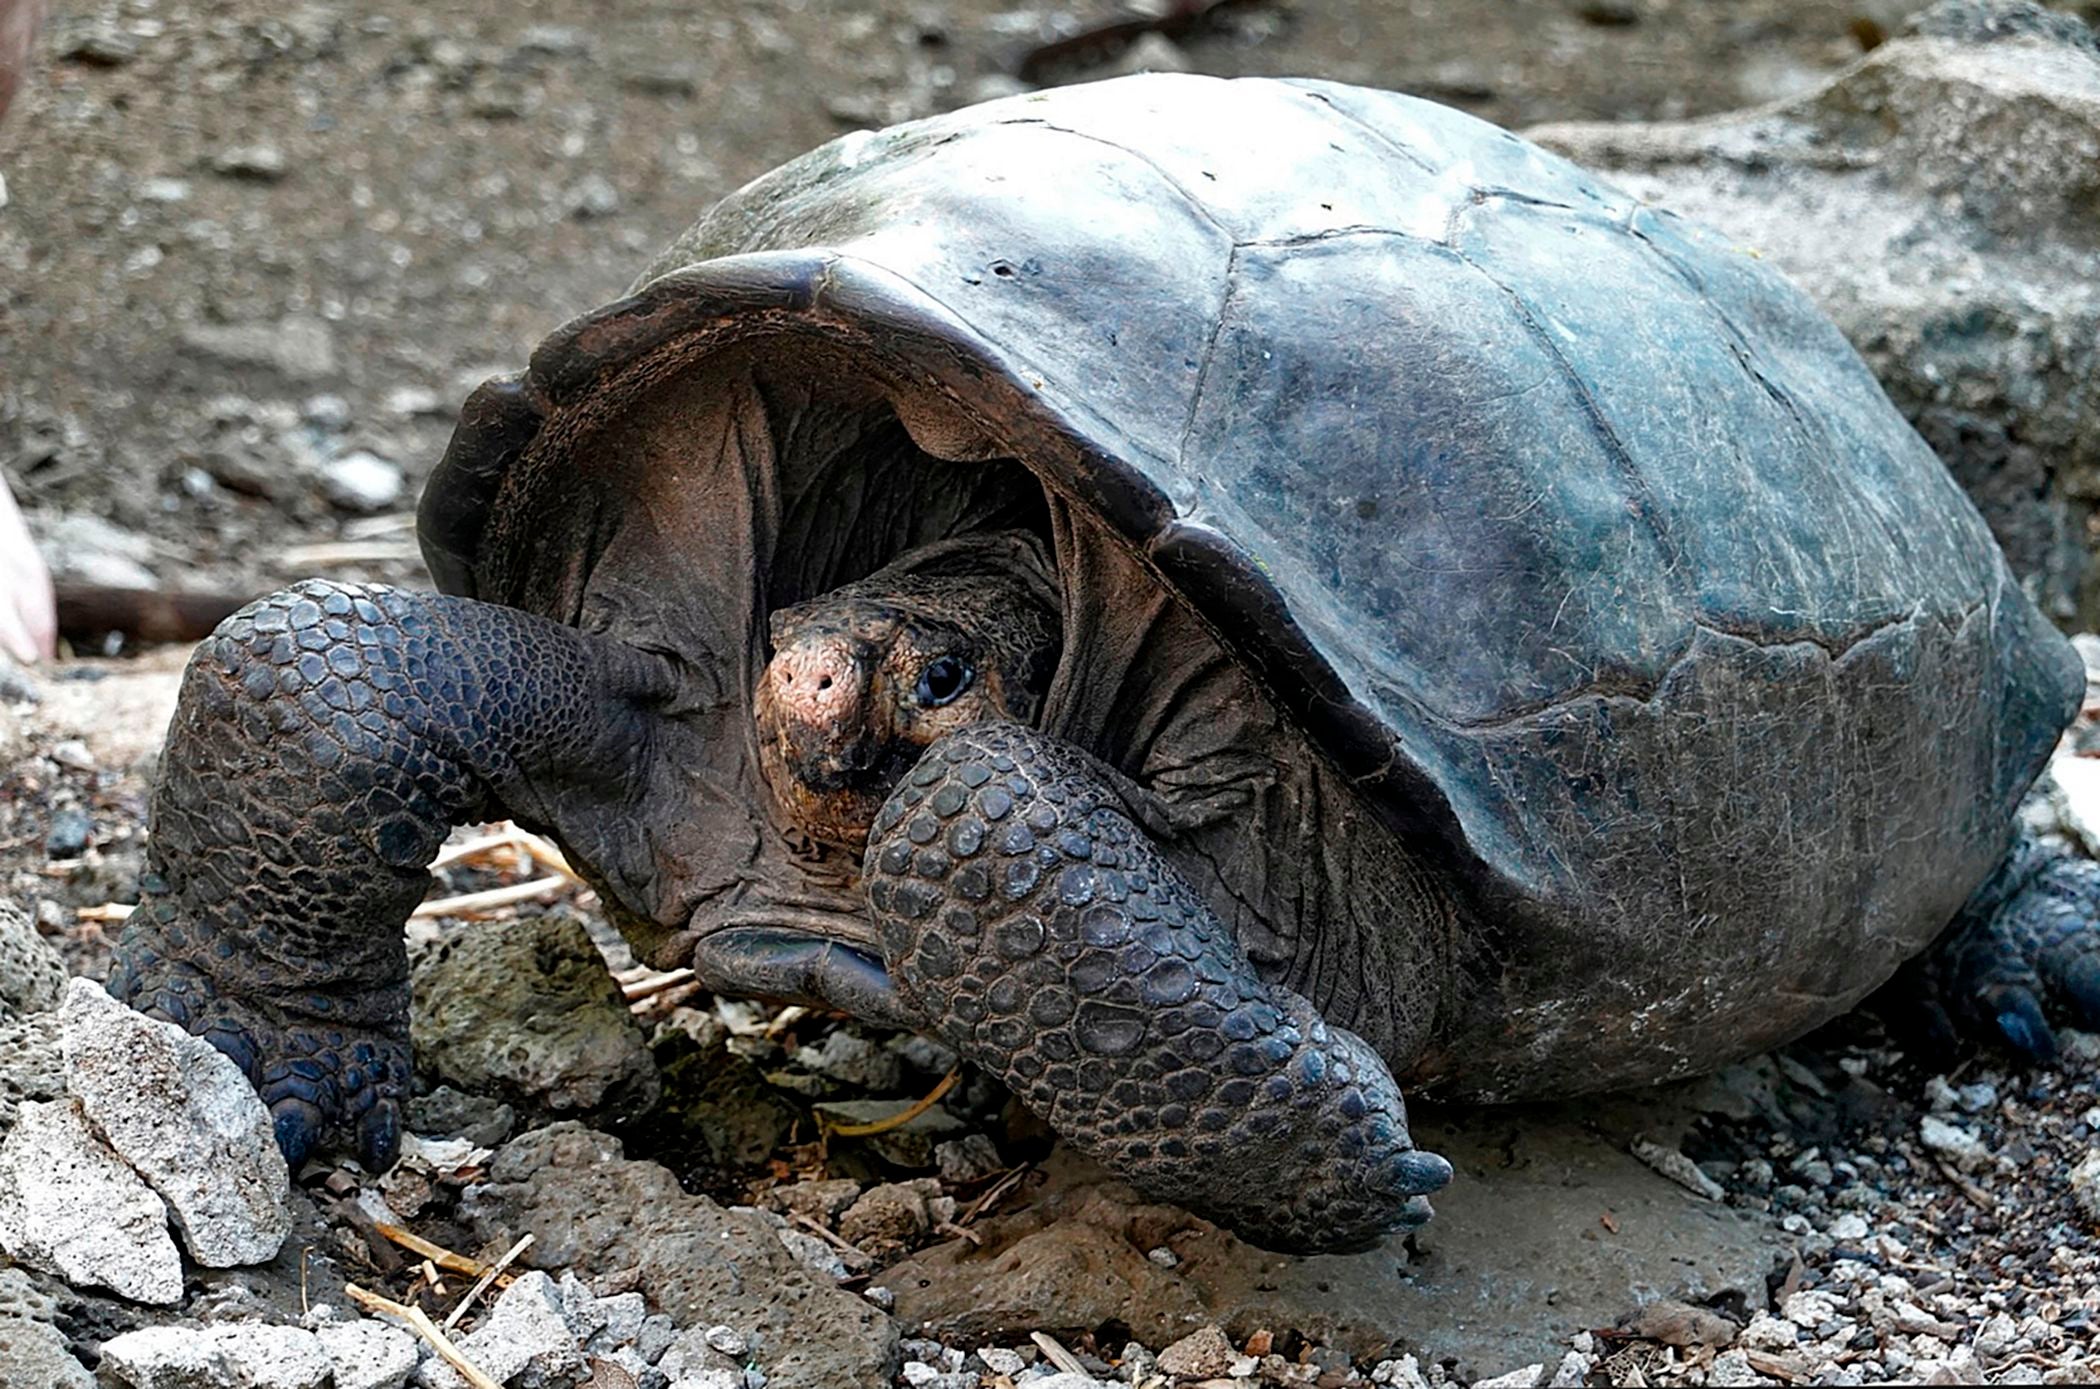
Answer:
0;1266;61;1324
0;1098;183;1305
1630;1137;1726;1200
1156;1326;1235;1378
656;1325;748;1381
0;899;65;1023
1906;0;2098;50
791;1030;903;1092
0;1010;64;1139
35;514;159;591
1101;32;1191;78
60;979;290;1266
1918;1113;1992;1172
0;1008;64;1144
616;60;700;97
934;1133;1003;1185
98;1323;334;1388
315;1318;419;1389
0;1266;91;1387
1705;1350;1767;1387
655;1041;798;1174
178;315;337;381
2069;1148;2100;1221
318;450;405;513
565;174;622;220
589;1291;648;1352
884;1104;1787;1374
0;1313;92;1388
44;807;91;859
1472;1367;1545;1389
516;25;593;57
382;385;445;417
211;144;290;181
456;1124;897;1389
411;911;657;1122
406;1085;516;1148
420;1270;583;1389
763;1177;862;1225
776;1227;852;1282
838;1182;931;1256
1531;3;2100;624
56;20;142;65
299;393;353;432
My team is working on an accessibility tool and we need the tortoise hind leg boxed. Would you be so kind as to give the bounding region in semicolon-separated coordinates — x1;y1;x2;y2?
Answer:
862;721;1450;1254
1925;830;2100;1062
108;580;676;1169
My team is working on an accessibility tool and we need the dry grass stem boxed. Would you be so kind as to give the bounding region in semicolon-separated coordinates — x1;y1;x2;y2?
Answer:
823;1069;959;1138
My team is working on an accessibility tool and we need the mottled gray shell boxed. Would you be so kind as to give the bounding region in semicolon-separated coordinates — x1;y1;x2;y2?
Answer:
424;75;2080;1094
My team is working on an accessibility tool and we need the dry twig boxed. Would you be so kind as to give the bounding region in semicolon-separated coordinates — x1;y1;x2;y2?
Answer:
1031;1331;1090;1377
372;1221;515;1287
789;1212;873;1264
346;1282;502;1389
961;1163;1034;1227
443;1233;535;1331
413;875;570;919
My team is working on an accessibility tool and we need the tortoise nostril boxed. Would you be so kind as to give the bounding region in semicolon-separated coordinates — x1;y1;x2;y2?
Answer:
817;675;832;692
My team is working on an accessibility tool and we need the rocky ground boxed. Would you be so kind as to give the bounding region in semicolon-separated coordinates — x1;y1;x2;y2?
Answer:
4;642;2100;1385
9;0;2100;1385
5;0;2095;630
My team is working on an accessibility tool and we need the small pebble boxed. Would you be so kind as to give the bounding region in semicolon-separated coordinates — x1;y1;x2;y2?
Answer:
319;450;404;513
212;144;289;181
45;808;91;859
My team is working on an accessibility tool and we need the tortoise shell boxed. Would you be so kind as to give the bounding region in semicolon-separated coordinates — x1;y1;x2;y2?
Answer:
420;74;2080;1097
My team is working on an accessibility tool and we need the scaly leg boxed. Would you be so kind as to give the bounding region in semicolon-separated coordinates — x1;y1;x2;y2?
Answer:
863;722;1449;1254
1927;830;2100;1061
109;580;674;1168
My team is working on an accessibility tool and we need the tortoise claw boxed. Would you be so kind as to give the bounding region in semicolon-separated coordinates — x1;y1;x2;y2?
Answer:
271;1098;326;1171
357;1097;404;1172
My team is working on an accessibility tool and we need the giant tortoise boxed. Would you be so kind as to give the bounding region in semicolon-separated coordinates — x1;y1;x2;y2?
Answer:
109;73;2099;1253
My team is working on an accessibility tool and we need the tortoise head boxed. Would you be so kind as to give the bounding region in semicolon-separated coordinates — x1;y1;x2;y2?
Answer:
755;544;1061;847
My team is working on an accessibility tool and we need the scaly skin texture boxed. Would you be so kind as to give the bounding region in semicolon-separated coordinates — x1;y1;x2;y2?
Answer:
1931;831;2100;1061
862;721;1451;1253
107;580;673;1168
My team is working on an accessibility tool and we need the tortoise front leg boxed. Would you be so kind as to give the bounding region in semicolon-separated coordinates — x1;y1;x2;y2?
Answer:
863;723;1451;1253
109;580;675;1169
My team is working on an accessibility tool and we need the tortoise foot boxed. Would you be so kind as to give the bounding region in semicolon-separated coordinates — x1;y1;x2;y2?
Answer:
864;722;1450;1255
108;579;675;1172
1928;832;2100;1062
109;934;410;1169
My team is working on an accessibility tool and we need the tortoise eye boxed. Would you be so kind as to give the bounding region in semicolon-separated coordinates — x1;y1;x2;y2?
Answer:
914;656;974;709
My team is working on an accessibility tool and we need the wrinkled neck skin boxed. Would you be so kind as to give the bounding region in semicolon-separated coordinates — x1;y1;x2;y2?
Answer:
658;530;1062;1022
